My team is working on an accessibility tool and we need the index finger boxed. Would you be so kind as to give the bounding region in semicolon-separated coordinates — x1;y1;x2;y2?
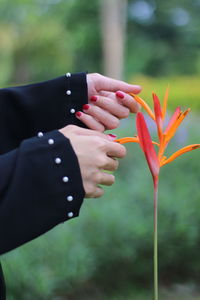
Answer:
96;74;142;95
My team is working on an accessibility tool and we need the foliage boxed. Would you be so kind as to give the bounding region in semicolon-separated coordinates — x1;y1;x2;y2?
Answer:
132;75;200;111
2;115;200;299
1;0;200;85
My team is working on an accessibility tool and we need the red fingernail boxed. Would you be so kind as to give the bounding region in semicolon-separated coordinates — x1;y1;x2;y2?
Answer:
116;91;124;99
76;111;82;117
108;134;117;138
90;96;97;102
83;104;90;110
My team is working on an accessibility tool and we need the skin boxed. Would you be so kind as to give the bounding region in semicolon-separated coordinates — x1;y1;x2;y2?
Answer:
59;125;126;198
60;73;141;198
76;73;142;132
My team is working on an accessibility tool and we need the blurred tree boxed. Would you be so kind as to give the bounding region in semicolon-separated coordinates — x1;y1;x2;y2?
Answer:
100;0;127;79
127;0;200;77
1;0;200;85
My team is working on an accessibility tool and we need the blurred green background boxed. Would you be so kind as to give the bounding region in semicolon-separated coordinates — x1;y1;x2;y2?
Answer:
1;0;200;299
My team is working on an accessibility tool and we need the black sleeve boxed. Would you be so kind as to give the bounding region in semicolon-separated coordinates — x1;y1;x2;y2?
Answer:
0;72;88;254
0;130;85;255
0;72;88;154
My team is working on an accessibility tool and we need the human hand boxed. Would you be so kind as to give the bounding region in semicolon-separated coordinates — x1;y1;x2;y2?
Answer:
75;73;142;132
59;125;126;198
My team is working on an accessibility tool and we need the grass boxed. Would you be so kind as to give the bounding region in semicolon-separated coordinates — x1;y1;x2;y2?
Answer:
2;112;200;300
59;284;200;300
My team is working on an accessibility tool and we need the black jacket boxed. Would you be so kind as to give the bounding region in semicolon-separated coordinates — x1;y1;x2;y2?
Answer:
0;72;88;299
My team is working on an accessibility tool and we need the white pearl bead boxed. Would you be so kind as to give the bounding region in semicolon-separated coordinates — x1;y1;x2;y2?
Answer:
48;139;54;145
62;176;69;183
55;158;61;164
67;195;73;202
68;212;73;218
66;90;71;96
37;132;43;138
66;72;71;77
70;108;75;114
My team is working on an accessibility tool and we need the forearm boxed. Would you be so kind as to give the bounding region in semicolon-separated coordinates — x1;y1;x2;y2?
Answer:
0;73;88;154
0;130;85;255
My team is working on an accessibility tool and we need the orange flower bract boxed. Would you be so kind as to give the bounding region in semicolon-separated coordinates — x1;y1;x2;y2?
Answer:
116;90;200;169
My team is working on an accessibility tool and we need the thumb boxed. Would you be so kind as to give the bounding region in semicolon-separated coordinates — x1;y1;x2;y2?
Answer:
95;74;142;94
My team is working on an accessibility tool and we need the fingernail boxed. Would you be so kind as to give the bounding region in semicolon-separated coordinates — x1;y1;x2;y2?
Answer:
108;134;117;138
76;111;82;117
90;96;97;102
116;91;124;99
82;104;90;110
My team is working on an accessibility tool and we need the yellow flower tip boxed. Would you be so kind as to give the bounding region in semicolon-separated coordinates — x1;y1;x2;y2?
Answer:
115;137;139;144
162;87;169;120
161;144;200;166
129;93;156;121
191;144;200;150
184;108;191;114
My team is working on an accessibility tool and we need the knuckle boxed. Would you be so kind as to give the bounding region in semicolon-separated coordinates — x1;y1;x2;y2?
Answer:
93;72;101;80
98;156;107;168
66;124;77;132
121;108;129;118
85;184;96;198
119;145;127;157
114;159;119;170
94;172;102;184
93;136;104;145
95;188;104;198
109;174;115;184
109;119;120;129
96;124;105;133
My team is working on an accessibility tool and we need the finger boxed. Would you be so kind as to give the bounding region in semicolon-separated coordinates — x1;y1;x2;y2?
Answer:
86;186;104;198
90;95;130;119
67;124;116;141
116;91;141;113
82;104;119;130
95;74;142;94
106;141;127;158
98;172;115;186
75;111;105;132
103;157;119;171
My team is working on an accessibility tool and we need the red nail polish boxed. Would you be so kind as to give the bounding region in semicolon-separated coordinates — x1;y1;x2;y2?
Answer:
90;96;97;102
83;104;90;110
108;134;117;138
116;91;124;99
76;111;82;117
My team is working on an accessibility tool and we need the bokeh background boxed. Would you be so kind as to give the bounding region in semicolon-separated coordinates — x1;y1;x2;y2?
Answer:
1;0;200;299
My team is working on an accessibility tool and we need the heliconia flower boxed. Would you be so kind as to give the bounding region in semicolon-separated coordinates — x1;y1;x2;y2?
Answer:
117;90;200;170
152;93;163;143
116;89;200;300
136;112;160;180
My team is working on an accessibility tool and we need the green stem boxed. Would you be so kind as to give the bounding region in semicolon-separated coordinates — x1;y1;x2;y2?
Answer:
153;176;159;300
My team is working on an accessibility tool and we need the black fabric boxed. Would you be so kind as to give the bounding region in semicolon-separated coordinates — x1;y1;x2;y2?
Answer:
0;263;5;300
0;73;88;299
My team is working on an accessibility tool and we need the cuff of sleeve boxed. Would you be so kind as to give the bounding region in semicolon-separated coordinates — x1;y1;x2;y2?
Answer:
34;129;85;222
0;130;86;254
64;72;88;127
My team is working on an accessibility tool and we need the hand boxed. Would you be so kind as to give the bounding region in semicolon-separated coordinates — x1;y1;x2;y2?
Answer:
76;73;142;132
59;125;126;198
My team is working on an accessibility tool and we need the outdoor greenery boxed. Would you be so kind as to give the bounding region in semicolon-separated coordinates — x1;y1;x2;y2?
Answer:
1;0;200;299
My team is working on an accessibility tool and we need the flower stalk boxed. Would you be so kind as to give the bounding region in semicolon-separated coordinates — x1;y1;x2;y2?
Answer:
153;176;159;300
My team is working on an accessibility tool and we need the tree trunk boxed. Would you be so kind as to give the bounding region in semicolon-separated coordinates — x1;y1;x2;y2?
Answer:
100;0;127;80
